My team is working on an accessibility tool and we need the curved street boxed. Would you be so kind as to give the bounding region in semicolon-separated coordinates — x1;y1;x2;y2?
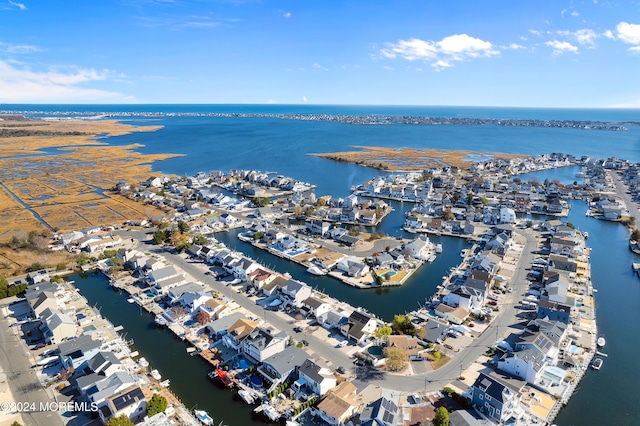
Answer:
115;226;538;393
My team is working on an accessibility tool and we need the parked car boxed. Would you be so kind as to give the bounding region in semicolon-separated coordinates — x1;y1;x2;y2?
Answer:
336;366;347;374
301;340;309;347
32;343;47;350
488;300;498;306
293;326;304;333
336;340;348;348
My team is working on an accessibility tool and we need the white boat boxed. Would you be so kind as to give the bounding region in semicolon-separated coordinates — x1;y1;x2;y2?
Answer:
592;357;603;370
127;298;135;303
257;404;281;421
150;369;161;380
194;409;214;425
306;266;327;276
435;243;443;253
597;337;606;347
138;357;149;368
427;254;437;263
238;389;256;404
37;356;59;366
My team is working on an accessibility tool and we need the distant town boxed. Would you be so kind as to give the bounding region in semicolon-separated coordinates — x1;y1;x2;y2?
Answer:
4;149;640;426
1;109;634;131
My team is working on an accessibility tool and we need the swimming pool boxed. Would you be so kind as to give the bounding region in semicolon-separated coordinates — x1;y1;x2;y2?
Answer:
543;366;567;383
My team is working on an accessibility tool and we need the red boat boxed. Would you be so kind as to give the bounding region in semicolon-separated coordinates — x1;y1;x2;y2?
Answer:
215;368;235;388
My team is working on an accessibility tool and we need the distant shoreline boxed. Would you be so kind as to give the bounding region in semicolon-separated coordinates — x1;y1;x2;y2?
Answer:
1;110;634;131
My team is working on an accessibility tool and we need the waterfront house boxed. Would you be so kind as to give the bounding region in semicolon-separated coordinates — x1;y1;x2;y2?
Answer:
403;235;434;260
205;312;246;340
248;268;276;291
314;381;359;426
550;237;582;258
28;290;59;319
499;207;516;224
58;335;102;370
167;282;206;303
371;252;394;268
422;318;449;344
40;307;76;344
306;219;331;236
434;303;469;325
222;317;260;351
340;310;377;345
277;278;313;307
536;300;572;324
337;234;364;248
198;298;231;321
97;385;147;425
442;280;486;312
151;274;190;296
85;371;138;406
242;326;288;362
84;351;124;377
359;210;377;225
498;348;546;384
295;358;337;397
28;269;50;284
301;296;332;318
257;345;308;391
174;290;213;314
470;371;526;425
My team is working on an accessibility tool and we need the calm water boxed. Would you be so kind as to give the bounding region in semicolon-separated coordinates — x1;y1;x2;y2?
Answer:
12;105;640;425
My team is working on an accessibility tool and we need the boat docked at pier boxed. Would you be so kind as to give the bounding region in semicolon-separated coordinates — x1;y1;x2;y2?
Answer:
306;265;327;276
591;357;603;370
194;409;214;425
238;388;257;404
597;336;606;347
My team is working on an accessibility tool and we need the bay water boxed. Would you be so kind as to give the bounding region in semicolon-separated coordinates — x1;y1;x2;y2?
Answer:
11;104;640;425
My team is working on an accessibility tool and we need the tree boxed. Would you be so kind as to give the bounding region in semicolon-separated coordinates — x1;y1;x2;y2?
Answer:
196;310;211;325
432;406;449;426
152;230;166;245
348;227;360;236
178;220;190;233
443;208;454;221
392;314;416;336
383;346;407;371
192;234;208;245
253;231;264;241
56;262;67;271
110;257;124;272
481;196;489;205
147;393;168;416
374;326;392;341
253;197;270;207
565;222;576;229
106;415;134;426
317;198;326;207
631;229;640;241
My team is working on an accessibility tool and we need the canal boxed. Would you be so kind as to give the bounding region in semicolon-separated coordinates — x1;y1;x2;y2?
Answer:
72;272;266;426
71;168;640;425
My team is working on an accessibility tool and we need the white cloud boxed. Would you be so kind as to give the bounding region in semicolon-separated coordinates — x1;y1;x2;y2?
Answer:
608;99;640;108
571;11;579;17
557;28;599;46
529;29;541;36
283;11;291;18
266;99;277;104
502;43;526;50
603;30;615;40
7;0;27;10
312;63;328;71
616;22;640;45
0;41;41;54
0;60;132;102
432;60;452;71
561;8;568;18
629;46;640;54
382;65;394;71
302;96;308;103
545;40;579;55
380;33;498;70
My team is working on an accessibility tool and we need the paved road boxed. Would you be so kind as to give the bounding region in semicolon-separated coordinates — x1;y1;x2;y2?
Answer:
608;170;638;221
353;227;539;392
115;227;538;392
0;301;64;426
114;230;356;371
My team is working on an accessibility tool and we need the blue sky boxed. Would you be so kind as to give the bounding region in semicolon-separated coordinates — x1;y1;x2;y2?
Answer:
0;0;639;107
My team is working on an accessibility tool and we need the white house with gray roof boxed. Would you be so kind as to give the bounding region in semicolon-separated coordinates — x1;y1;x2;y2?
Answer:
40;307;76;344
257;345;308;391
296;358;337;396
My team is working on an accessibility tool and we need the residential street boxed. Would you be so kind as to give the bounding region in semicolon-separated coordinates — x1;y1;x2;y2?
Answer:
114;226;539;393
608;170;637;221
0;301;64;426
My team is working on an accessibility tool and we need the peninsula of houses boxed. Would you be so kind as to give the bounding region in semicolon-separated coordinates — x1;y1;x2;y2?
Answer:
4;150;640;426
